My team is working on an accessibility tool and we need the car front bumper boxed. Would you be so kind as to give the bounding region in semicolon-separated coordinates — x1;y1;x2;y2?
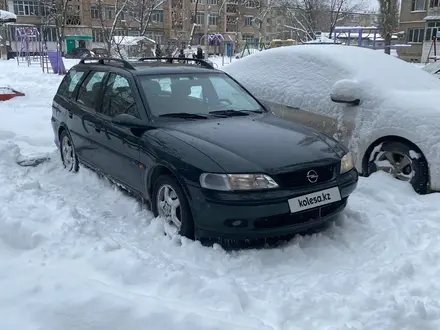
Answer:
187;169;358;240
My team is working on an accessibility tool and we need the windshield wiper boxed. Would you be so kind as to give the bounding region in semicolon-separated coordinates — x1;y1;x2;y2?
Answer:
159;112;208;119
208;109;262;117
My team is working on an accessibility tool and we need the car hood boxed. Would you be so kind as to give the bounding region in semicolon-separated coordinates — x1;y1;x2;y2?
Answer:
159;114;345;174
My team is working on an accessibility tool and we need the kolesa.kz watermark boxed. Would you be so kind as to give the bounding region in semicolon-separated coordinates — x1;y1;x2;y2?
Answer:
298;192;331;208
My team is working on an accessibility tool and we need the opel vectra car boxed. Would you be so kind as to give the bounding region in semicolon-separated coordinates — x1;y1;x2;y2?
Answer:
51;57;358;242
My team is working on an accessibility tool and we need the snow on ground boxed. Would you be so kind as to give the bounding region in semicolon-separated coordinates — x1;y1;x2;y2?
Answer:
1;59;440;330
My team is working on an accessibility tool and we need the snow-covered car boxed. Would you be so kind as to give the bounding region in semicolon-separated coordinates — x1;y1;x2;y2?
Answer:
421;62;440;79
223;45;440;194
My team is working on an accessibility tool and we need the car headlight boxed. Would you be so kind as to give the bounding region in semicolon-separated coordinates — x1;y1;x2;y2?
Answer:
199;173;279;191
340;152;354;174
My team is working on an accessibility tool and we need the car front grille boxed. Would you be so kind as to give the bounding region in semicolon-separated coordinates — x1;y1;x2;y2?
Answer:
276;163;337;188
254;197;347;229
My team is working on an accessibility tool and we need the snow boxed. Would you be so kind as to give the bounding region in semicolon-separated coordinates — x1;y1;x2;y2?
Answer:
2;57;440;329
410;150;422;159
0;10;16;22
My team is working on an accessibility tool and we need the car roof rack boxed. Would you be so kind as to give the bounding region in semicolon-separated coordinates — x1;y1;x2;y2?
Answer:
137;57;215;70
79;57;135;70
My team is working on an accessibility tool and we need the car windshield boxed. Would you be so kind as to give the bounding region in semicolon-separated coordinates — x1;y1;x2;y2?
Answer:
138;73;264;118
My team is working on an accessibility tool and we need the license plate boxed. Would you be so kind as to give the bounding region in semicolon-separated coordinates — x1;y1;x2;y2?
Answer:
288;187;341;213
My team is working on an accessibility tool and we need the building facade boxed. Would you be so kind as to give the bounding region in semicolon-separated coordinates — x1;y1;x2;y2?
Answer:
3;0;288;55
398;0;440;63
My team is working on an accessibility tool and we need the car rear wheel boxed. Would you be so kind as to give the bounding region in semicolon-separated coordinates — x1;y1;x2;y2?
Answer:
367;140;429;194
59;130;79;172
152;175;195;239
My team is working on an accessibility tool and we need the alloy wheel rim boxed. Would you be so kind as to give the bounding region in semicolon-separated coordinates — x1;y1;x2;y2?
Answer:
156;184;182;229
375;151;413;181
61;135;74;170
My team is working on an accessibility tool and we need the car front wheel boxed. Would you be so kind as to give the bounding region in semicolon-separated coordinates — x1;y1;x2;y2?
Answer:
367;140;429;194
59;130;79;172
152;175;195;239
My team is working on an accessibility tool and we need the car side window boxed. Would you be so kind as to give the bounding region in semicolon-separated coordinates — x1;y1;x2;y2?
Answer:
56;69;85;99
100;73;140;118
76;71;106;110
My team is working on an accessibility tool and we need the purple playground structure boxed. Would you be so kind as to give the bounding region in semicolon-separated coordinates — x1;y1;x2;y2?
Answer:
199;33;225;45
15;26;41;66
331;26;411;53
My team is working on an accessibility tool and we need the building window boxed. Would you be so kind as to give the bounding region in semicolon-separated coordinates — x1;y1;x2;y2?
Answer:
145;31;164;44
42;26;57;42
407;28;424;42
90;6;100;19
13;0;43;16
426;21;440;40
151;9;163;23
208;13;217;25
243;35;255;45
244;0;258;8
127;30;140;36
411;0;425;11
92;29;104;42
208;0;218;5
430;0;439;7
244;15;253;26
106;6;115;20
196;12;204;25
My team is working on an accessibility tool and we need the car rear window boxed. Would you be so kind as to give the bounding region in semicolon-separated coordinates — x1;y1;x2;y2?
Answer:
57;69;85;99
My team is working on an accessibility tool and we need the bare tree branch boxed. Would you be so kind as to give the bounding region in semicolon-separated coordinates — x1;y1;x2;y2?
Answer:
378;0;399;54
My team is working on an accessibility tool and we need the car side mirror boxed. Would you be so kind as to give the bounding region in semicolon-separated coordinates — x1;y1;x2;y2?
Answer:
330;79;361;106
111;113;153;131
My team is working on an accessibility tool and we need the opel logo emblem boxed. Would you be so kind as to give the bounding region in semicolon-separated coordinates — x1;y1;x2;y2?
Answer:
306;170;319;183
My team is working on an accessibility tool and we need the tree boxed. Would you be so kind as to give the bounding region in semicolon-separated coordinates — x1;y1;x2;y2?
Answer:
95;0;131;52
276;0;366;41
378;0;399;55
129;0;165;36
39;0;82;54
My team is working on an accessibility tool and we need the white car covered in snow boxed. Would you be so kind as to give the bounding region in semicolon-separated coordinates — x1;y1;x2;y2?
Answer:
422;61;440;79
223;45;440;193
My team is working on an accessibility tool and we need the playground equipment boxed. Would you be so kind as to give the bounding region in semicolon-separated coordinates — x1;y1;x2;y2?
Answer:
13;25;66;74
331;26;410;54
15;26;41;66
0;86;25;101
199;33;235;65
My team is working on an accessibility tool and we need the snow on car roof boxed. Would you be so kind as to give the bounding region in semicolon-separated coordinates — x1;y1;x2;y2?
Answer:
225;45;440;92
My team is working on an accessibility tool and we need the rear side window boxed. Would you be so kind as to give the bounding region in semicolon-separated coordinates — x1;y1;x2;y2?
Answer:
76;71;107;110
56;69;85;99
100;73;140;118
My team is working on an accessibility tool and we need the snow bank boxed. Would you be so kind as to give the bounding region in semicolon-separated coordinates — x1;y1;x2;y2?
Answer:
1;58;440;330
0;10;16;22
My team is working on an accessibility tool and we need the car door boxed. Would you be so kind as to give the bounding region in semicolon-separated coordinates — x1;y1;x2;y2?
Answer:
53;69;87;151
228;54;360;147
93;72;144;193
72;70;109;168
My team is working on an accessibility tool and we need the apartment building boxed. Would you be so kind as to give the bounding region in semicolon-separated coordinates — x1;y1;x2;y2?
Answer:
398;0;440;63
177;0;284;47
3;0;169;54
2;0;286;55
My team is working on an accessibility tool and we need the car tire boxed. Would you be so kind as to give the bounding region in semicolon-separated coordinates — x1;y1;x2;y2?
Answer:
367;140;429;194
152;175;195;239
59;130;79;173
